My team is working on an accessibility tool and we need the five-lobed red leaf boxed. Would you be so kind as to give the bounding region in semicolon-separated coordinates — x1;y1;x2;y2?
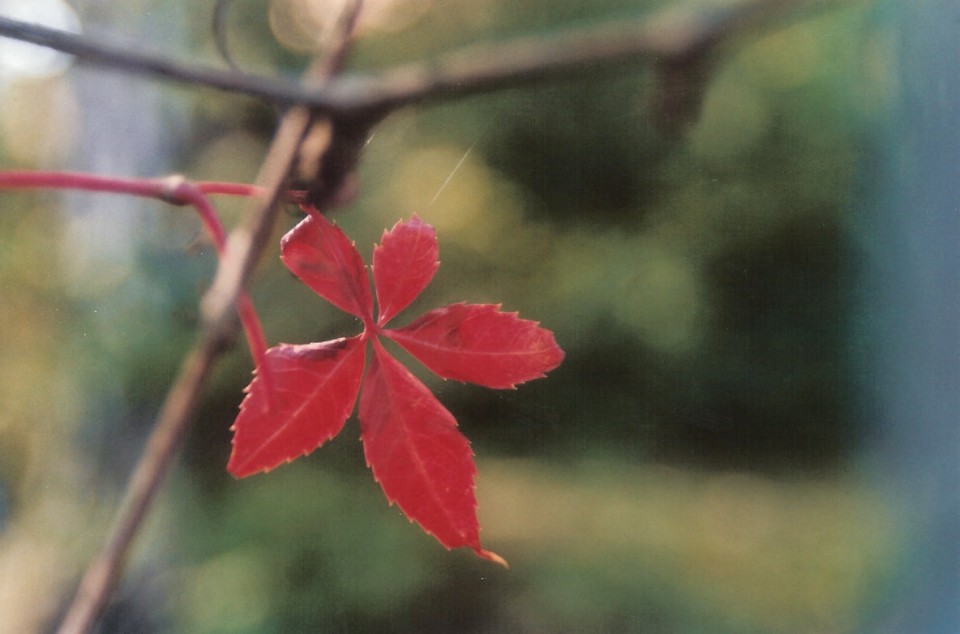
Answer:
280;212;373;321
231;212;563;564
373;214;439;326
385;303;565;389
359;340;507;566
228;337;366;477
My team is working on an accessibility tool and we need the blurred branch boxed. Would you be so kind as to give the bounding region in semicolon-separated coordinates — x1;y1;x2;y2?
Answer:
0;15;310;103
333;0;807;116
1;0;810;120
53;3;365;634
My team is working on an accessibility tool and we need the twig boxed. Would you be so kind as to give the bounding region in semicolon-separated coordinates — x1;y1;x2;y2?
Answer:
332;0;807;115
0;16;313;106
53;3;365;633
0;171;270;372
0;0;808;119
55;336;224;634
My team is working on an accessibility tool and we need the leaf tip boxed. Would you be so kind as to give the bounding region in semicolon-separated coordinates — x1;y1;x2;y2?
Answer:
476;548;509;568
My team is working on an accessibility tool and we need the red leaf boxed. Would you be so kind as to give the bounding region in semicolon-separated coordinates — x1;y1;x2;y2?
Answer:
373;214;439;326
230;213;563;563
359;340;506;566
228;336;366;477
385;303;565;389
280;213;373;321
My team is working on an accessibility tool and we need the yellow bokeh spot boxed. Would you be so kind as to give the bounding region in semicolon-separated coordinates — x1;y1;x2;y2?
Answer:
689;75;770;162
269;0;433;52
181;552;270;632
190;131;268;224
743;22;821;90
269;0;342;53
614;242;705;354
0;77;78;167
385;144;517;252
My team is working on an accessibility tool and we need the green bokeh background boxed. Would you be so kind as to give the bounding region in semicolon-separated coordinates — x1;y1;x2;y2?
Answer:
0;0;934;632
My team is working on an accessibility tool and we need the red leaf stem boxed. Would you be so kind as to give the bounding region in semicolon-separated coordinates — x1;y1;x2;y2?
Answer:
0;170;271;376
196;181;267;198
166;180;271;384
0;170;177;199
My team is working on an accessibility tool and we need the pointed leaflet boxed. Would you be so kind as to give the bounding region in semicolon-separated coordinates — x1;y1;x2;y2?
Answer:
280;213;373;321
359;339;506;566
228;336;366;477
373;215;439;326
385;303;565;389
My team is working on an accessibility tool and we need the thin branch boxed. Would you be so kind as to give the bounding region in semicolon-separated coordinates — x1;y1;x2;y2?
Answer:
331;0;807;115
0;16;316;106
55;336;223;634
199;0;364;327
0;0;810;119
53;2;366;632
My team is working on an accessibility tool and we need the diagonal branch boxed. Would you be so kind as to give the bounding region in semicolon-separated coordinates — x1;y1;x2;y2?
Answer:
53;3;366;633
1;0;814;120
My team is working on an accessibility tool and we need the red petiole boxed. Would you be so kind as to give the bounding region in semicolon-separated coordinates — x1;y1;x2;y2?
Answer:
0;170;271;374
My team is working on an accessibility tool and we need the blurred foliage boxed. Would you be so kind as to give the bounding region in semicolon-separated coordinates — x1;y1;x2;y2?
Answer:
0;0;903;632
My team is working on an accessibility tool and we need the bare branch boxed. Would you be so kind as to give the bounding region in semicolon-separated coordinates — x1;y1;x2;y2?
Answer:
0;16;318;105
55;335;225;634
53;3;365;633
1;0;811;119
333;0;807;115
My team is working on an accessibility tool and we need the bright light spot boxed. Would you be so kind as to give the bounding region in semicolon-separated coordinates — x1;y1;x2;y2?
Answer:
268;0;432;52
182;552;270;631
744;22;821;90
356;0;432;34
615;243;705;354
0;0;80;80
0;77;79;166
268;0;327;54
387;145;512;252
689;75;770;162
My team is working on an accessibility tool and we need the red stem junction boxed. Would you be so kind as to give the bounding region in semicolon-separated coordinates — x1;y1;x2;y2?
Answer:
0;170;271;372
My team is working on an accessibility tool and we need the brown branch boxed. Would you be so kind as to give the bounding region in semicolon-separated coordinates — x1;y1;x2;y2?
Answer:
0;16;318;107
53;3;365;633
1;0;812;120
331;0;809;115
55;335;226;634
